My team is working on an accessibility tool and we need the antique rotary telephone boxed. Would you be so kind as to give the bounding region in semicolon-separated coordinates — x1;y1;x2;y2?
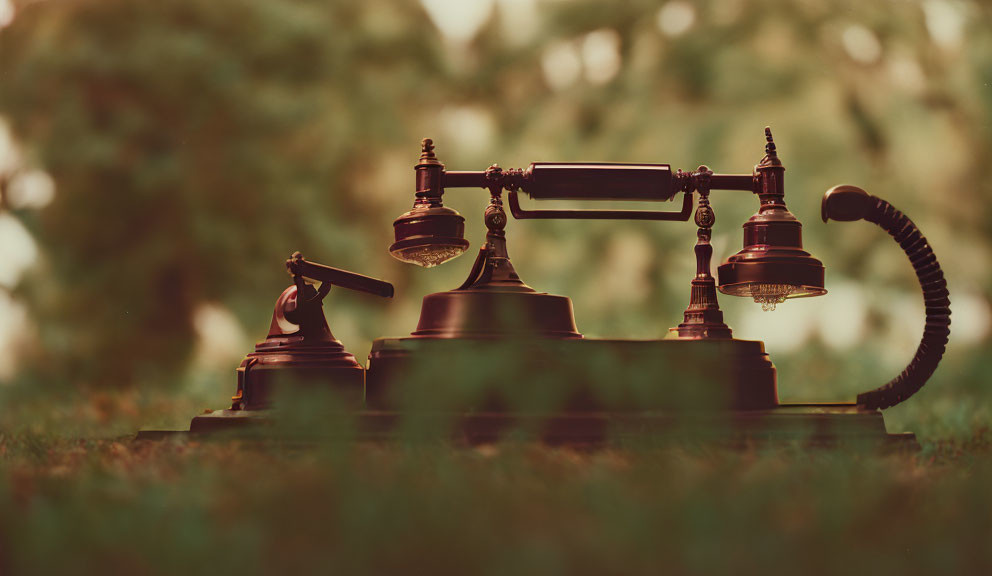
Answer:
188;129;949;445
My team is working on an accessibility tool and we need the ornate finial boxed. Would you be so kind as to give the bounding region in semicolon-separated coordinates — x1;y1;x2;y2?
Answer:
764;127;777;158
757;126;782;169
420;138;436;160
418;138;443;167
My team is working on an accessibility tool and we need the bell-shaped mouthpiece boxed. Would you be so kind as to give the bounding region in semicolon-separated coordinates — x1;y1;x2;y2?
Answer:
717;127;826;310
717;208;826;310
389;203;470;268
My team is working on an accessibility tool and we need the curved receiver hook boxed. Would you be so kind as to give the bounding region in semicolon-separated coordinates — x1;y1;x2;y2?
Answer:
507;189;694;221
822;185;951;410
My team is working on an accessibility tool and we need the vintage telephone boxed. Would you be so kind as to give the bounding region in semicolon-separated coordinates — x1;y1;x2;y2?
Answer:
189;129;950;446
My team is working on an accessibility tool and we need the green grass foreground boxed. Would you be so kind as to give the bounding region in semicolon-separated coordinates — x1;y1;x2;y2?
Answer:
2;403;991;575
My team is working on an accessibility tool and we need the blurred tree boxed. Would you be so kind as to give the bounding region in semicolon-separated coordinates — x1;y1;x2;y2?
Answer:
0;0;445;388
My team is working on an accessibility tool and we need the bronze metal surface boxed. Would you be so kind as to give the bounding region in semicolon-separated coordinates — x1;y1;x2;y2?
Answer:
411;291;582;339
404;162;584;339
674;166;733;339
389;203;470;266
288;253;394;298
169;129;937;449
717;128;827;301
231;283;364;411
207;254;393;415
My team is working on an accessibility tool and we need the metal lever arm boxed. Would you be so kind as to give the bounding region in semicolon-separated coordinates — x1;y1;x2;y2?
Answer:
822;185;951;410
286;252;394;298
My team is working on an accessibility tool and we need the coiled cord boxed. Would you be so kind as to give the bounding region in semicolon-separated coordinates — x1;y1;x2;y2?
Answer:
822;186;951;410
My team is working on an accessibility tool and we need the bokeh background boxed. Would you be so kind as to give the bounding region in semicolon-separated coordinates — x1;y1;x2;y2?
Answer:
3;2;992;575
0;0;990;436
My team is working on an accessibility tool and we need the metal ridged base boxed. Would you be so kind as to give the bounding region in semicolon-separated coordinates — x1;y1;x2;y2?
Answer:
167;403;915;450
365;337;778;412
411;289;582;339
233;346;364;411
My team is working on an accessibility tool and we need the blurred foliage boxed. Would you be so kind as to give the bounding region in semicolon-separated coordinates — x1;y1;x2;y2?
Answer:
1;0;448;387
0;0;990;425
1;1;992;572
